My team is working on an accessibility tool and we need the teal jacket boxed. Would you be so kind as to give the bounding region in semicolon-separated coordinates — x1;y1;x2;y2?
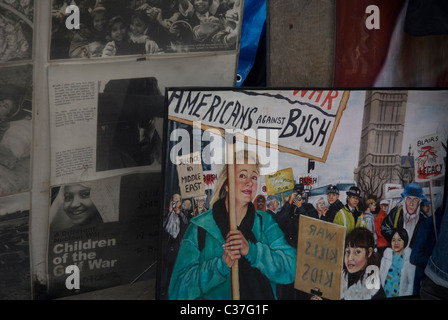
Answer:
168;208;297;300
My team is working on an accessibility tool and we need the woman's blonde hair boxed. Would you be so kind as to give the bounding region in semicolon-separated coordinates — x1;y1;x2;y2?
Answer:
209;150;260;206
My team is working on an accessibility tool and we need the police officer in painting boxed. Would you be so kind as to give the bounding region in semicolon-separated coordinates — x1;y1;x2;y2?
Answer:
326;184;344;223
333;186;367;236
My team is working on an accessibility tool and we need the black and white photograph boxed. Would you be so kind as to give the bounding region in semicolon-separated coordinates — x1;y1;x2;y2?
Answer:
0;0;34;62
0;192;31;300
96;77;163;172
47;172;161;298
48;57;237;186
0;64;33;197
50;0;241;60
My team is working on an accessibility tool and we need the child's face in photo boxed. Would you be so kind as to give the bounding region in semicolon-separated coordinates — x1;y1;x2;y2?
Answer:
0;98;16;119
194;0;210;14
344;246;370;274
63;184;98;225
110;21;127;42
93;12;107;32
130;16;147;35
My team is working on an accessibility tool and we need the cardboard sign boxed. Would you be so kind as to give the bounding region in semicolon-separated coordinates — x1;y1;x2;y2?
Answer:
176;152;205;198
294;215;345;300
265;168;295;195
413;133;445;182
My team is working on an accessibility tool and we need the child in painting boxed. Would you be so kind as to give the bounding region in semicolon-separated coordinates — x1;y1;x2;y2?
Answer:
340;228;386;300
380;228;416;297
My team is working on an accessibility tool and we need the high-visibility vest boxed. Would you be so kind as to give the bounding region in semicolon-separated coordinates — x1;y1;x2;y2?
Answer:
337;206;366;234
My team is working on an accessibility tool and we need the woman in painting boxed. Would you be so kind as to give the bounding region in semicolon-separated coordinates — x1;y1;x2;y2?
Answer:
168;150;296;300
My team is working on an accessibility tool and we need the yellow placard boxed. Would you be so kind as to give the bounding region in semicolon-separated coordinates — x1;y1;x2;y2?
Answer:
265;168;295;195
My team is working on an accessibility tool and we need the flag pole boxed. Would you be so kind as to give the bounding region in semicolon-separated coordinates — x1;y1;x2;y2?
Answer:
227;136;240;300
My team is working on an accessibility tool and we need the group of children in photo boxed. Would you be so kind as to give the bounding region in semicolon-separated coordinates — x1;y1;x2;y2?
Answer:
51;0;240;59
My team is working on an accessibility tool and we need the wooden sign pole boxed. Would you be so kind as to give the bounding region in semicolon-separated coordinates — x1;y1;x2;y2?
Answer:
227;139;240;300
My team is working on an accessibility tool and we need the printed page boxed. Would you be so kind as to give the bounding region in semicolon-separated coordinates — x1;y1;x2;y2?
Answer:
48;55;237;186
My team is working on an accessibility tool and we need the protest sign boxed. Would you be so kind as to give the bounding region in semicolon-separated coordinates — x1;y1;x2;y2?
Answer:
294;215;345;300
176;152;205;199
413;133;445;182
265;168;295;195
167;89;349;162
